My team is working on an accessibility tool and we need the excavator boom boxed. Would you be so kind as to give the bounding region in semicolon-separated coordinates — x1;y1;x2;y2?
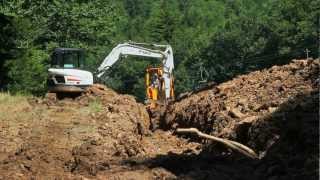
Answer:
97;42;174;99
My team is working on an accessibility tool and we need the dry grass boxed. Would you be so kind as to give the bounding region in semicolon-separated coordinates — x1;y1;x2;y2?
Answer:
0;93;32;121
0;92;28;105
0;93;34;153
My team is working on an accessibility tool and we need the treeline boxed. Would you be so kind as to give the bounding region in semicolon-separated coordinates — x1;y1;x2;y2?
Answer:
0;0;318;99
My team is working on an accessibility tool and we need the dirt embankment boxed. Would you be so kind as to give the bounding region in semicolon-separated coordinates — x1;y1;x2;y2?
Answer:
0;84;199;179
166;59;318;137
163;59;319;179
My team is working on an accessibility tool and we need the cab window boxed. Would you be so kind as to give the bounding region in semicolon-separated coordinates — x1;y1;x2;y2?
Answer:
63;52;79;68
50;49;85;69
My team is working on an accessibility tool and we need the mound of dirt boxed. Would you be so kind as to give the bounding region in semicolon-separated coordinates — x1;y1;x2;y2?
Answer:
80;84;151;135
61;84;151;176
163;59;319;179
166;59;318;136
0;84;199;179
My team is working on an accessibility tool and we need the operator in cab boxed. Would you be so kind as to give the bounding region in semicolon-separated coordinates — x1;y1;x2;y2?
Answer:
149;73;160;101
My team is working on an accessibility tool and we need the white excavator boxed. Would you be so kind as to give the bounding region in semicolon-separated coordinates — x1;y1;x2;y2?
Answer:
47;42;175;109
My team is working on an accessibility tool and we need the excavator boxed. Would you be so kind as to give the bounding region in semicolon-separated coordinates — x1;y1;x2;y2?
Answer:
47;42;174;110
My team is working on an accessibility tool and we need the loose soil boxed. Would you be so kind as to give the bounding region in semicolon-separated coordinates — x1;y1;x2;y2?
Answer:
0;59;318;179
165;59;319;179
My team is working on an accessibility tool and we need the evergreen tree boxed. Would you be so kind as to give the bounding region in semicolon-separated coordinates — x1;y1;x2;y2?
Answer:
147;0;177;43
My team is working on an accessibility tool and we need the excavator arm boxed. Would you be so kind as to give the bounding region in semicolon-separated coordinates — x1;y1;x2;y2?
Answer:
96;42;174;99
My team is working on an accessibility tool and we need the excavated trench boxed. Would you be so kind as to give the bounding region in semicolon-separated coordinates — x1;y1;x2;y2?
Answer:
161;59;319;179
0;59;318;179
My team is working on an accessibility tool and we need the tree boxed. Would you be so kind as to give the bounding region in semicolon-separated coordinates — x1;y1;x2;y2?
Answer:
0;14;17;88
146;0;178;43
6;48;48;95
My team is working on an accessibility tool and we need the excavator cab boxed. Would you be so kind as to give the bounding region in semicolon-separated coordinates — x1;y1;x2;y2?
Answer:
48;48;93;96
145;66;174;109
51;48;85;69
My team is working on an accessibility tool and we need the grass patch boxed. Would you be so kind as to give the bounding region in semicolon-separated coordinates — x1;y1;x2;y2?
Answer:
0;92;28;105
0;92;33;122
88;98;102;113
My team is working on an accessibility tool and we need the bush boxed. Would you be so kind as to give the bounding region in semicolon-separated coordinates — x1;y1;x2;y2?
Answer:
6;48;49;95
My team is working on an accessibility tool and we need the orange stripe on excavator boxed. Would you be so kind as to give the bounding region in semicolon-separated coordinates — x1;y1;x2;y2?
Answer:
66;77;81;81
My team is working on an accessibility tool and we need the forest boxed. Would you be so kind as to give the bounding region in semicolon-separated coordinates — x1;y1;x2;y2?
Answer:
0;0;318;100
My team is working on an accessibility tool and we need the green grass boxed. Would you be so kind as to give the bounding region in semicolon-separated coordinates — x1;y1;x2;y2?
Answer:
88;98;103;113
77;98;104;116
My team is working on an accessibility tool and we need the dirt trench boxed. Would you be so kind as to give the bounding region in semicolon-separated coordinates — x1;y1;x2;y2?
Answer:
0;59;318;179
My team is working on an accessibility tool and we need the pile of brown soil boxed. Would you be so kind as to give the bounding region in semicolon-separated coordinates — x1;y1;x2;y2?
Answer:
0;84;199;179
163;59;319;179
64;84;151;176
166;59;318;137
